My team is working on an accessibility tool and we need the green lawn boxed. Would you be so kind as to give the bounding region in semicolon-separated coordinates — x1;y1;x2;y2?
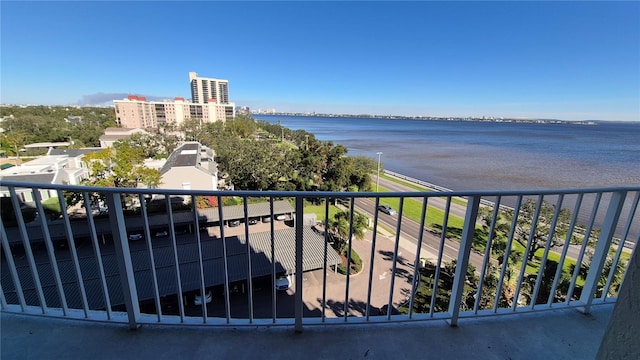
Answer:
507;241;577;276
377;185;465;230
379;173;467;206
42;197;62;214
305;187;618;294
305;173;479;233
304;202;341;222
303;193;465;235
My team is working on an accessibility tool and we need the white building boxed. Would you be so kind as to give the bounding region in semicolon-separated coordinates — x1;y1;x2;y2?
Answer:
157;142;219;192
189;71;230;105
0;148;101;203
99;127;149;148
113;72;235;129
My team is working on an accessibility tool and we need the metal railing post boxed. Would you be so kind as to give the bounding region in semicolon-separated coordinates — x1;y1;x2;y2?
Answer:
447;195;480;326
579;191;626;313
294;196;304;333
0;216;26;311
105;192;140;329
9;187;48;314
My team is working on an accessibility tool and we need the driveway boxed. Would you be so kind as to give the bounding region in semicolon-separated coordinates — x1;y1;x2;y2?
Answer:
183;226;417;320
301;227;417;318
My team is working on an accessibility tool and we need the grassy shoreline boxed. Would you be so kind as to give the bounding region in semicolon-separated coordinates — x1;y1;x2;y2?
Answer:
380;173;467;206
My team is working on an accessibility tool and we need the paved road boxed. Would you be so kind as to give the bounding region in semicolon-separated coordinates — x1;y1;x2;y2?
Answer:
352;197;490;272
372;174;612;267
377;176;469;220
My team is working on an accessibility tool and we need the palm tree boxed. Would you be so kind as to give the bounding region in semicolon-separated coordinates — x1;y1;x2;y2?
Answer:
328;214;349;252
328;210;368;252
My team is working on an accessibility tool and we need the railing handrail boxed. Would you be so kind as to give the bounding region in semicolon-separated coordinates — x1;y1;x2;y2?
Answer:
1;180;638;331
2;179;639;198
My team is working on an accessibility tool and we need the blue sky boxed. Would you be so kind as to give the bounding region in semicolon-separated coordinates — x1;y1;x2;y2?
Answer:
1;1;639;121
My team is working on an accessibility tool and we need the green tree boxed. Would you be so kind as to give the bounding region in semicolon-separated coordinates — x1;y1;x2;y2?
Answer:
116;132;179;160
1;131;28;160
522;260;571;305
181;119;205;142
348;155;377;191
477;206;515;265
404;260;479;314
1;105;117;148
328;210;368;252
574;247;628;299
327;210;368;274
82;141;161;189
515;199;572;262
215;137;291;190
225;114;257;138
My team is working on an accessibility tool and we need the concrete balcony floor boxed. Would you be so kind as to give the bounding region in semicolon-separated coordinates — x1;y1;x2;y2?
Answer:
2;304;613;360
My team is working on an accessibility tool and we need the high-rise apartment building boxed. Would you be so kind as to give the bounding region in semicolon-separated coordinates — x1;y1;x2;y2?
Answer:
189;72;230;105
113;72;235;129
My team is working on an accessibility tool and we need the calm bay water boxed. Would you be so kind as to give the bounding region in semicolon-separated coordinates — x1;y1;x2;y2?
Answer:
254;115;640;191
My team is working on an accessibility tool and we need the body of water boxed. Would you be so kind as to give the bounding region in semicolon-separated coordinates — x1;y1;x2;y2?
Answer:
254;115;640;191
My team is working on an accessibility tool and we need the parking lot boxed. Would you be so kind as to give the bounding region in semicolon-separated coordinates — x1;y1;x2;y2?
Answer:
179;223;416;319
301;228;416;317
206;217;293;238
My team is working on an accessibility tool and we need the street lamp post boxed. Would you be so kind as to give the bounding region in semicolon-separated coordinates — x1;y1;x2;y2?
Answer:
376;152;383;192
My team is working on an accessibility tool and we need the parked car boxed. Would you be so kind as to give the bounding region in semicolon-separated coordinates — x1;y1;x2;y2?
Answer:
275;214;286;221
194;291;212;306
155;230;168;237
228;220;240;227
128;233;143;241
377;204;396;216
275;275;291;291
248;218;259;225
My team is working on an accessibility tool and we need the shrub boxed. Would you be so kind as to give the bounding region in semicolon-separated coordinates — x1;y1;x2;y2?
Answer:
337;248;363;275
42;197;62;219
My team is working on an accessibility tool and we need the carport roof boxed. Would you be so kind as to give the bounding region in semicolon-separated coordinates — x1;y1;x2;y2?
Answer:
203;200;294;221
4;200;295;244
1;228;341;309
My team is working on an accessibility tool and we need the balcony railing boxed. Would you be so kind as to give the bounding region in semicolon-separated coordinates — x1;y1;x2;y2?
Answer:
1;180;638;332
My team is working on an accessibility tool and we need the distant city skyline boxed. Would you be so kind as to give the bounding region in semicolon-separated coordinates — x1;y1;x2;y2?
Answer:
1;1;638;122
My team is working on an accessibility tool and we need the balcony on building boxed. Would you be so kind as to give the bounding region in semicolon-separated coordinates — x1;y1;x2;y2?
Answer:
1;179;638;359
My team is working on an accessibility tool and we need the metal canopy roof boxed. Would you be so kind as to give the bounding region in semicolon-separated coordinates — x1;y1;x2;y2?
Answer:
1;227;341;309
4;200;295;244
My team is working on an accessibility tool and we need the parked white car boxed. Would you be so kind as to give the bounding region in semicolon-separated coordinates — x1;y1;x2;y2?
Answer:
128;233;143;241
155;230;168;237
275;275;291;291
194;291;212;306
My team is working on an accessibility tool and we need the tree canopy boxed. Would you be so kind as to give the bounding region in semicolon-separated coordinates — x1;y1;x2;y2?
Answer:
515;199;572;262
0;105;117;152
82;141;161;189
0;106;378;193
182;116;378;192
